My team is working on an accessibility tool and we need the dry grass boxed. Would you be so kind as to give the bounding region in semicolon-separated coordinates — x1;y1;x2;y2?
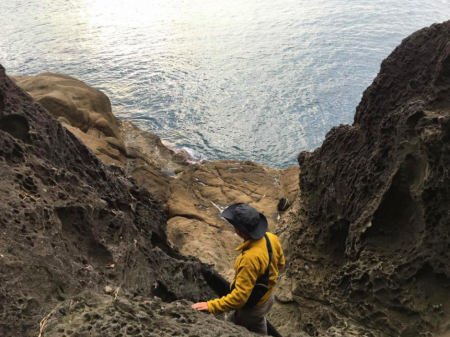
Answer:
38;308;56;337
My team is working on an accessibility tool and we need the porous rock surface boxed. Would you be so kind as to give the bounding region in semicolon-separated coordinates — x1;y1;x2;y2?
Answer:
279;21;450;336
0;65;255;337
41;292;255;337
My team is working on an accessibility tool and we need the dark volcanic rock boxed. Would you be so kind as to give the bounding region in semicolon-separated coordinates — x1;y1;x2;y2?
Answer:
41;292;254;337
287;21;450;336
0;65;220;337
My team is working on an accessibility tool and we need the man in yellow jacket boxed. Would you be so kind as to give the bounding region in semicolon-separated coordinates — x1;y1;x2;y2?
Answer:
192;203;285;335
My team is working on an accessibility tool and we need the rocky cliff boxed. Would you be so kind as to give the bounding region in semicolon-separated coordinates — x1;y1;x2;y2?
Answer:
0;65;257;337
3;19;450;337
277;21;450;337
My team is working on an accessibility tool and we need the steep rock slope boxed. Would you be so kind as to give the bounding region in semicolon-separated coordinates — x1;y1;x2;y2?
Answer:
282;21;450;336
0;65;255;337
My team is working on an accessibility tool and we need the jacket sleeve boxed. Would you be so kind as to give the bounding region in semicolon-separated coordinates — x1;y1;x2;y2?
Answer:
207;254;261;315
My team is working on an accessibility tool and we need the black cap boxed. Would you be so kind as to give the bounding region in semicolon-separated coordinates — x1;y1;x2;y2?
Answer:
221;203;268;240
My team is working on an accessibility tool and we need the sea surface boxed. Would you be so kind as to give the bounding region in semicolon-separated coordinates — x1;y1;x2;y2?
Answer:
1;0;449;167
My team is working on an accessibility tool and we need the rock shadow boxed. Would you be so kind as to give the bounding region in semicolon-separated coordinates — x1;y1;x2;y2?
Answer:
57;206;113;267
0;90;4;114
153;281;177;303
362;154;426;253
0;114;30;141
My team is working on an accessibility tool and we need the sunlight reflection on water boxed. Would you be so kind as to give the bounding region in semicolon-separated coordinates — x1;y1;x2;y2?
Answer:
1;0;449;167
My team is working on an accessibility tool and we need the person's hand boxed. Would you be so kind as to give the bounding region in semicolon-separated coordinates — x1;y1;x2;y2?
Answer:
191;302;209;311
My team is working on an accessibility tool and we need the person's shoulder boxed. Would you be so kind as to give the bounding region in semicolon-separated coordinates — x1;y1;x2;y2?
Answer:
266;232;281;244
266;232;283;252
245;239;266;255
241;241;266;262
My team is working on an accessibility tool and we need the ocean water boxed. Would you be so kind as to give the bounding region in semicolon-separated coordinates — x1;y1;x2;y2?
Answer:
1;0;449;168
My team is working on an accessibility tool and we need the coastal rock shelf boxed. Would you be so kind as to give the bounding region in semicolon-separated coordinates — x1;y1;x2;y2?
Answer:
166;160;299;277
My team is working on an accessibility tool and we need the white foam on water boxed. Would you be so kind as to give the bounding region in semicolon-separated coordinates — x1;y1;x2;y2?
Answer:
163;140;208;164
180;146;208;164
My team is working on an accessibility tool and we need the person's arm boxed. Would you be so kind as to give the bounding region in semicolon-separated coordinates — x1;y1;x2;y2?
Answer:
206;254;261;315
207;256;260;315
191;302;209;311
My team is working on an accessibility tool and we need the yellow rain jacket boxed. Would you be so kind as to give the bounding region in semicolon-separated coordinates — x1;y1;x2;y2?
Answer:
207;232;285;315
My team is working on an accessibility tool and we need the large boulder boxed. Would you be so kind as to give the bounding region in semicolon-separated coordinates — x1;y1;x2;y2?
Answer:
11;72;124;165
281;21;450;336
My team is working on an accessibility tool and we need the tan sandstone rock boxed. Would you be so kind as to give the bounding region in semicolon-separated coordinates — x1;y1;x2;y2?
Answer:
11;72;120;135
10;72;126;166
166;160;299;275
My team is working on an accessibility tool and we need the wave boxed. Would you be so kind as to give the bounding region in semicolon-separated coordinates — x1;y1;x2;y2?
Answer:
163;141;208;164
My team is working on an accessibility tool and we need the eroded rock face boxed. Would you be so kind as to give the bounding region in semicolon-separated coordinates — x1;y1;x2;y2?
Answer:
0;65;225;337
42;292;255;337
283;21;450;336
10;72;125;166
